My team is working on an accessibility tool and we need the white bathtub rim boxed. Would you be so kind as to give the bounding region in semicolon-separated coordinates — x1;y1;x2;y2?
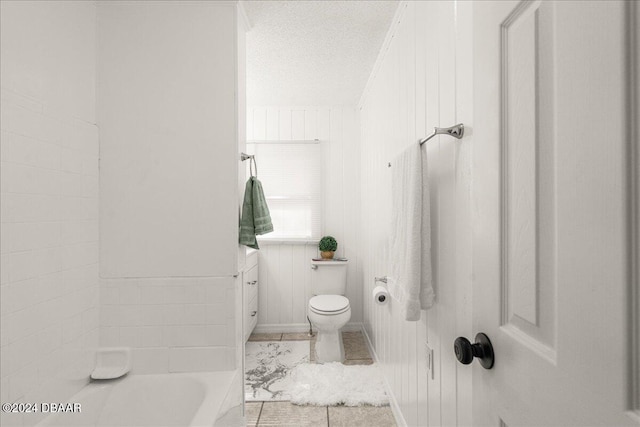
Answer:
36;371;237;427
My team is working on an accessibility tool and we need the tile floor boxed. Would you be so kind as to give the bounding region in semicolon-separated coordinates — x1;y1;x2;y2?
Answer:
246;330;396;427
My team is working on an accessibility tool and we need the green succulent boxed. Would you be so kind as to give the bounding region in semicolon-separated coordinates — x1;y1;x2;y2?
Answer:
319;236;338;252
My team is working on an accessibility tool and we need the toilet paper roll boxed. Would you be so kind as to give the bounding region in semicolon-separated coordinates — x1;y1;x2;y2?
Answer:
373;286;390;305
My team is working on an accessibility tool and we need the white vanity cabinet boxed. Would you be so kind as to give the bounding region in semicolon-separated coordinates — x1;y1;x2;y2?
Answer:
243;250;259;342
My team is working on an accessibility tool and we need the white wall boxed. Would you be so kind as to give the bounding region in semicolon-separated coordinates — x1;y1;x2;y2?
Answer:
359;2;473;426
97;1;244;372
0;2;99;426
246;106;362;331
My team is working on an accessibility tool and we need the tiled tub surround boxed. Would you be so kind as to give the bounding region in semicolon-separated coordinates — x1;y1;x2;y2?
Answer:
99;277;236;373
96;0;247;386
0;1;100;425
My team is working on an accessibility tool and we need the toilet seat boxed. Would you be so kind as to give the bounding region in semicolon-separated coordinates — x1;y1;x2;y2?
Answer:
309;295;350;315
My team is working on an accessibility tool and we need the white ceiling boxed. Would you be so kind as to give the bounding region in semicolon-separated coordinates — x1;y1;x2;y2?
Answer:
243;0;399;106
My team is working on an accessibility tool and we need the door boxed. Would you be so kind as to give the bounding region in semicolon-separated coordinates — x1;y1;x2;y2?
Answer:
472;1;638;425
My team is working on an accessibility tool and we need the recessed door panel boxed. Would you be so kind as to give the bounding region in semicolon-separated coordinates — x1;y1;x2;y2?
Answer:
501;0;556;355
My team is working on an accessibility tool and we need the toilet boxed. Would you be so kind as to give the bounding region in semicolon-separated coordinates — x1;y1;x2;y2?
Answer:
308;259;351;363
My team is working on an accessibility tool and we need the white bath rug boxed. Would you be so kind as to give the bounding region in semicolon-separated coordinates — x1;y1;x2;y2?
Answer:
289;362;389;407
245;341;309;401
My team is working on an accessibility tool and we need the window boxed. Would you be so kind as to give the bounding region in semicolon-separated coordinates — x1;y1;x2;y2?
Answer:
246;141;321;240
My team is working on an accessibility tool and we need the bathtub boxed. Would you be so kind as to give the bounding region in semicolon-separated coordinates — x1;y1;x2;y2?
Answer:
37;371;237;427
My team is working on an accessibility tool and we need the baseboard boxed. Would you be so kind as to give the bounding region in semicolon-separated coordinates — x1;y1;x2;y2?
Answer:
361;325;407;427
254;322;363;334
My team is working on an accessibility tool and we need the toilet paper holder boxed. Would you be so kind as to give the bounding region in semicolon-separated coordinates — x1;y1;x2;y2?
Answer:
374;276;388;284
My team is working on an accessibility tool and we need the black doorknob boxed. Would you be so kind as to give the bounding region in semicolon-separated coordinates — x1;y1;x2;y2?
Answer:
454;333;494;369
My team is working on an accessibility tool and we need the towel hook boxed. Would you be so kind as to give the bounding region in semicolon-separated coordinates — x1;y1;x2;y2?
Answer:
240;152;258;178
419;123;464;146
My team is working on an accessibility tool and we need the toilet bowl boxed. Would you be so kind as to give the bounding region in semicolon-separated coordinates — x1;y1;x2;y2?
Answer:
308;294;351;363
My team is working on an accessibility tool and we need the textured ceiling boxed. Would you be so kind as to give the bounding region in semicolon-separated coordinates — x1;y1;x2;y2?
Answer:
244;0;399;106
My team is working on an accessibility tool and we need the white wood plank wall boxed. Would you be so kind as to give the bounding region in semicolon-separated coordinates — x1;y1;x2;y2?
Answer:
246;106;362;331
359;2;473;426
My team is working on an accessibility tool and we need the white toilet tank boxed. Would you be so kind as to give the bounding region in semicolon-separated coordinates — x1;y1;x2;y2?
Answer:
310;260;348;295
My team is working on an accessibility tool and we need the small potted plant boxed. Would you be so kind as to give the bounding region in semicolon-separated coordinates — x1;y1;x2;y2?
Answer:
319;236;338;259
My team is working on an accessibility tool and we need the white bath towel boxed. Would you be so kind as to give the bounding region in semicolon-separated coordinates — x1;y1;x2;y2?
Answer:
388;144;434;321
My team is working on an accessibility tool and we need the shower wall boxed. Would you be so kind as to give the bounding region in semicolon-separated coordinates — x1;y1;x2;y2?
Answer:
0;2;100;426
97;1;246;373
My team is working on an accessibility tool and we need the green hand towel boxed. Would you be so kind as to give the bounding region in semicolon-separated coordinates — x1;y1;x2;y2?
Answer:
239;177;273;249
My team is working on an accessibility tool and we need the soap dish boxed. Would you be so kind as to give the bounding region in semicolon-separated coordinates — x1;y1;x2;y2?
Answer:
91;347;132;380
